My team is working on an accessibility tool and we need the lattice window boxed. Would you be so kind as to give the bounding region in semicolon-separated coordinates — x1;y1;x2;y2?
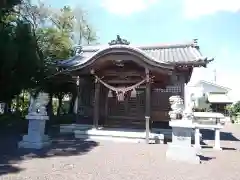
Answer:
151;86;182;120
153;85;181;93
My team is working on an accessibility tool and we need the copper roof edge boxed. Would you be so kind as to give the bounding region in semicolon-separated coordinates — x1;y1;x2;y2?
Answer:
81;40;197;52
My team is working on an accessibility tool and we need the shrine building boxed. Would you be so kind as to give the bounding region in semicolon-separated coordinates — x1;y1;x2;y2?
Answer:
54;35;213;130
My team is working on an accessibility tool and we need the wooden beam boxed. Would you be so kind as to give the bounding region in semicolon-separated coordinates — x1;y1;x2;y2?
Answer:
93;79;100;129
105;79;142;84
145;68;151;144
97;70;144;77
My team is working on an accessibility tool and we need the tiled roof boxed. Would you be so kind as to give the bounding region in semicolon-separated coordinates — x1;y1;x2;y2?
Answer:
140;44;205;64
57;39;213;68
194;80;231;91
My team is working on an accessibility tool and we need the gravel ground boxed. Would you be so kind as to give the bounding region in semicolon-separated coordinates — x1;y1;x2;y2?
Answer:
0;123;240;180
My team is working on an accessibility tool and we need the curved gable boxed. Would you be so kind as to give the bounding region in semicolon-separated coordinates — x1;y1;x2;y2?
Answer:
74;45;174;70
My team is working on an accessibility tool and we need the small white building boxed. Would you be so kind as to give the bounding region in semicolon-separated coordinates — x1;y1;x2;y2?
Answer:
185;80;233;116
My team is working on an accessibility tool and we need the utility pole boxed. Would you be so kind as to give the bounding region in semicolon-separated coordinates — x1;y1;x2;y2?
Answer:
213;69;217;83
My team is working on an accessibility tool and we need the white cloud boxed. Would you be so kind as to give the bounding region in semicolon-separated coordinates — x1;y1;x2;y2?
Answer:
101;0;158;16
183;0;240;19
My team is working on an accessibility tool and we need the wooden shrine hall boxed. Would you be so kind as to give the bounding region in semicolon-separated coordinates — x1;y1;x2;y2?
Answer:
55;35;213;130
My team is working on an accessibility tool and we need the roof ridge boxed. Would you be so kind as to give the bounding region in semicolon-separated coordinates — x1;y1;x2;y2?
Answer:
81;39;197;52
136;43;193;50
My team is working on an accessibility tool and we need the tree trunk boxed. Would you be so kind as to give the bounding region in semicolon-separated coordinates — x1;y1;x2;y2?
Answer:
21;91;25;117
57;95;63;115
47;93;53;117
4;103;8;114
16;94;20;113
4;100;12;114
69;93;76;114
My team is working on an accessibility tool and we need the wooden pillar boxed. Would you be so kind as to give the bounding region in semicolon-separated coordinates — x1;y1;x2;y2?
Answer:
179;75;186;101
93;78;100;129
145;68;151;144
104;89;109;127
75;76;80;122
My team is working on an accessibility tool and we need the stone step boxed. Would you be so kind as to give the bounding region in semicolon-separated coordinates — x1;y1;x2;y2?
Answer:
74;128;164;144
59;124;195;142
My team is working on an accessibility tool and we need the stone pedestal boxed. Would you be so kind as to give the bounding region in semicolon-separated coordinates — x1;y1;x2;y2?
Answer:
166;120;200;164
18;115;51;149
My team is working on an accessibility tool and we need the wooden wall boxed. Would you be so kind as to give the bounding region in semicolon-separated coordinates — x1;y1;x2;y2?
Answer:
151;85;182;122
77;81;184;127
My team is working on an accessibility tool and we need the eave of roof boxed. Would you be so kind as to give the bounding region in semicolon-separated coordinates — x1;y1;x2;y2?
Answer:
195;80;231;91
56;39;213;70
207;92;233;103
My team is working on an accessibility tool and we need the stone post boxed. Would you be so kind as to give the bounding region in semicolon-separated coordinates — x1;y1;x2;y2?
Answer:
145;116;150;144
214;126;222;150
194;127;201;149
18;92;51;149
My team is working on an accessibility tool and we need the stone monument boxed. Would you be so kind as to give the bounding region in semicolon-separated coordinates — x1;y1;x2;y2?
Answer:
166;96;200;164
18;92;51;149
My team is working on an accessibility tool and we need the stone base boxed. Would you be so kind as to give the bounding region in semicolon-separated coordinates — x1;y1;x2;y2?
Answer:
166;143;200;164
26;114;49;120
194;144;202;149
18;134;51;149
74;128;165;144
213;146;222;151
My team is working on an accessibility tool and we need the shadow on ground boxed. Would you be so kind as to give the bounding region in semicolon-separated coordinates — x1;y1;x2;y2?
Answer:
0;127;99;176
200;129;239;141
199;128;240;151
200;145;237;151
198;155;216;162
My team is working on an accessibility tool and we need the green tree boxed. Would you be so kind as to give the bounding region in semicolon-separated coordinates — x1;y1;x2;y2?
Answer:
1;0;98;116
73;6;98;45
0;0;43;111
226;102;240;116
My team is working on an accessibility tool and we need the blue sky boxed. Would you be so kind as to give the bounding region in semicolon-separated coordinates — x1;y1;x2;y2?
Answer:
43;0;240;100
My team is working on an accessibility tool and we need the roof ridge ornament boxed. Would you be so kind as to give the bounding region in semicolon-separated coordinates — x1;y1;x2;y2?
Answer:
108;35;130;46
74;45;82;55
192;39;199;49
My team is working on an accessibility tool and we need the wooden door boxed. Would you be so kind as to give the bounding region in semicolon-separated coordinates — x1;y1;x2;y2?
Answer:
106;88;145;128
